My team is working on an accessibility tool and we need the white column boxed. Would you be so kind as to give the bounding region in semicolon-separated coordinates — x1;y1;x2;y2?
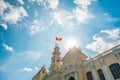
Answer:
99;59;112;80
90;64;99;80
75;71;78;80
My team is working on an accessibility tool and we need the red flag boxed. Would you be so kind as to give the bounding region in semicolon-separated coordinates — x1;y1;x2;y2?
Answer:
56;37;62;41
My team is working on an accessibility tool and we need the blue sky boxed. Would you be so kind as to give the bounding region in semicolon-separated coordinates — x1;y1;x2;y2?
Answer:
0;0;120;80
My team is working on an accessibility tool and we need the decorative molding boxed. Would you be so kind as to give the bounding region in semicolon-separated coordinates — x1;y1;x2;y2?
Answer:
99;59;105;66
90;63;99;80
99;59;112;80
114;51;120;60
112;47;120;60
90;63;95;70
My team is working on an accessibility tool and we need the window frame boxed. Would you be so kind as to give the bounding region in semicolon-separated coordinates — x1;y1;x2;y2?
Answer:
86;71;94;80
97;69;105;80
109;63;120;79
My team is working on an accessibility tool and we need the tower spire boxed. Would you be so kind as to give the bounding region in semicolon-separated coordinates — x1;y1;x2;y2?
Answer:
53;43;61;55
49;44;61;73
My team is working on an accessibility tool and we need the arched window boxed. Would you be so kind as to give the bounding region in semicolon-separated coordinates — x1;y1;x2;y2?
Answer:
109;63;120;79
86;71;94;80
69;77;75;80
97;69;105;80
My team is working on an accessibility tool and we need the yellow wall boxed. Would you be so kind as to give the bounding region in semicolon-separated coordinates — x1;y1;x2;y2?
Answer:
33;45;120;80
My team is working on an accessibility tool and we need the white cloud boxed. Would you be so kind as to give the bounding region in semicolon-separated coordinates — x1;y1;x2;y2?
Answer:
30;26;41;35
28;0;46;8
73;7;94;23
34;10;38;17
0;23;7;30
52;0;95;26
23;67;32;72
52;8;94;27
30;19;46;35
47;0;59;9
101;29;120;39
28;0;59;10
22;66;39;72
86;28;120;53
0;0;28;24
2;6;28;24
72;0;96;23
36;0;45;5
3;43;13;52
72;0;95;23
18;0;24;5
73;0;96;9
0;0;8;15
52;10;74;27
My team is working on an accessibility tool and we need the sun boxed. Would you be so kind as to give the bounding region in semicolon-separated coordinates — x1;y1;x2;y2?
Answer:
64;38;78;49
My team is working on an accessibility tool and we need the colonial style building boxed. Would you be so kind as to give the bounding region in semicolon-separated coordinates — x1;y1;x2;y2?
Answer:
32;44;120;80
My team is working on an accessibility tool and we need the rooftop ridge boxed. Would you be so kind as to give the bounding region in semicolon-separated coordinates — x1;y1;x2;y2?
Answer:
92;44;120;60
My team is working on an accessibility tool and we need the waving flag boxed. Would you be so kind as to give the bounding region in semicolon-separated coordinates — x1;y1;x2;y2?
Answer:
56;37;62;41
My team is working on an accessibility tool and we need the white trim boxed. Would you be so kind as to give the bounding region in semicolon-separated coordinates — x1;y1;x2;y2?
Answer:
75;71;78;80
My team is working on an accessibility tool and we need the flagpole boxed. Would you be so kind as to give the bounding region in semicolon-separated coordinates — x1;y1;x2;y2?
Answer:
55;37;62;46
55;37;58;46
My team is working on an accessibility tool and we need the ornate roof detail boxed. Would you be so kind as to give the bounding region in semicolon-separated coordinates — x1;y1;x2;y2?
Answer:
52;43;61;55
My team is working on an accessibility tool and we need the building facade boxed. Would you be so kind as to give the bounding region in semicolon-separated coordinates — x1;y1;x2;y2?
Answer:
32;44;120;80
